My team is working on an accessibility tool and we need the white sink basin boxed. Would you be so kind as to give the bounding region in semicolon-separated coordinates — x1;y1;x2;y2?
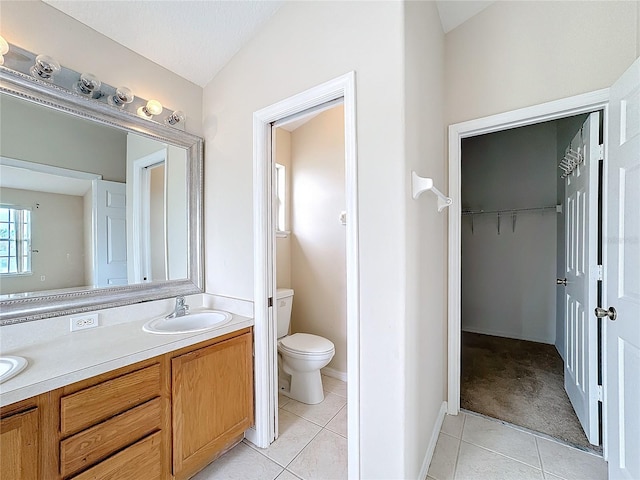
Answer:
142;310;232;335
0;356;28;384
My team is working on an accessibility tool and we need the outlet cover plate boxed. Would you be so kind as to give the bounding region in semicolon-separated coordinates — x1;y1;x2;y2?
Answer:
70;313;99;332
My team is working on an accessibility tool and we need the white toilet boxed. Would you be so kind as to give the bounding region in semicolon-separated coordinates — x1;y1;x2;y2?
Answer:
276;288;335;405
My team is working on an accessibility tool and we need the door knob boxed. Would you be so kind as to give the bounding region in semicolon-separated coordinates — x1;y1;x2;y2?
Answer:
595;306;617;321
556;278;567;286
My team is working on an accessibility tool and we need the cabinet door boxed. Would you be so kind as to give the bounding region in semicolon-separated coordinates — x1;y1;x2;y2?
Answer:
0;408;39;480
172;332;253;479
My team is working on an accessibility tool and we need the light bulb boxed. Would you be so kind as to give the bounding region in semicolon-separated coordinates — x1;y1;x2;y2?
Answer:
0;36;8;66
165;110;185;126
108;86;134;107
137;99;163;118
74;72;101;96
30;54;61;80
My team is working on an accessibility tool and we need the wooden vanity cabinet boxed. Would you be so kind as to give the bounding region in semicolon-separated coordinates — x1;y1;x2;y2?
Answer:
0;406;39;479
57;360;168;480
0;392;57;480
171;331;254;480
0;327;253;480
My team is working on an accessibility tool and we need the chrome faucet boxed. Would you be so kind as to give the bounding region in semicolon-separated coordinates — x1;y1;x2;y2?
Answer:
167;296;189;319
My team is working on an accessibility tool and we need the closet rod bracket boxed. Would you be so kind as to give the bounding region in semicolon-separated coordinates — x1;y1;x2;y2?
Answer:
411;171;452;212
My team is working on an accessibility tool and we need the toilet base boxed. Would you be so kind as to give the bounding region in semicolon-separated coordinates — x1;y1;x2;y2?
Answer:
281;368;325;405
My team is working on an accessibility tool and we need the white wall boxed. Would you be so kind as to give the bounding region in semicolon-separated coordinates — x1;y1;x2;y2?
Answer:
288;106;347;375
202;2;421;476
0;188;85;294
0;95;127;182
166;145;188;280
149;165;166;281
0;1;203;136
445;1;639;125
461;122;558;344
403;2;447;476
275;128;292;289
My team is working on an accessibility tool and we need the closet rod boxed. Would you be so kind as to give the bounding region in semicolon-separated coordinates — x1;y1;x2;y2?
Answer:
461;205;559;216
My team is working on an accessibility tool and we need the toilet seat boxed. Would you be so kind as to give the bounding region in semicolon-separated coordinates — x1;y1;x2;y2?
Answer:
279;333;334;355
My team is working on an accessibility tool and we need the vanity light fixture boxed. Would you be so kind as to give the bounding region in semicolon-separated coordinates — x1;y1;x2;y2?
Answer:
165;110;185;126
73;72;102;98
0;36;8;66
30;54;61;81
137;99;163;119
107;86;135;107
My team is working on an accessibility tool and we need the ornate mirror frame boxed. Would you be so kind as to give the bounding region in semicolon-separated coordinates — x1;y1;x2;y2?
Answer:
0;67;204;325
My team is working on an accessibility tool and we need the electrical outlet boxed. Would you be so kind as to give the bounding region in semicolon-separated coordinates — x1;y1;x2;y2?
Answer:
70;313;99;332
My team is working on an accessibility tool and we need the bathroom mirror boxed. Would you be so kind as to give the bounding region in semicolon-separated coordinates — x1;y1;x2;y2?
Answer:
0;68;203;325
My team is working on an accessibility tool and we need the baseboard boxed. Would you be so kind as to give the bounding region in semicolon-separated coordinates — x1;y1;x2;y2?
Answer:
418;401;448;480
462;326;554;345
321;367;347;382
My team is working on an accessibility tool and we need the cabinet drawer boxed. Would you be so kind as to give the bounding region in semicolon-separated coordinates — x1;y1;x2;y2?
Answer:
60;398;161;478
61;364;161;436
69;431;162;480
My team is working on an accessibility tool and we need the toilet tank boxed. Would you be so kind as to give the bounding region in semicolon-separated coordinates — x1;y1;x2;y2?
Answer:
276;288;294;339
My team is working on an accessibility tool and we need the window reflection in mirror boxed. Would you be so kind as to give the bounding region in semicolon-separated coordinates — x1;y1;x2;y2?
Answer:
0;93;188;297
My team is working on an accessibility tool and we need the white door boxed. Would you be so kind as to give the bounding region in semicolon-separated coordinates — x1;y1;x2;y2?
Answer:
95;180;128;286
563;112;601;445
605;58;640;480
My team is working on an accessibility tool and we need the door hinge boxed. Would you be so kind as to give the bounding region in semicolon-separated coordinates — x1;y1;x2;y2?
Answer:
598;144;604;161
268;297;273;308
590;265;603;281
597;385;604;402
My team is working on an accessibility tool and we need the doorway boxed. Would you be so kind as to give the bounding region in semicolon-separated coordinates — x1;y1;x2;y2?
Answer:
459;114;600;449
249;73;360;478
447;90;610;441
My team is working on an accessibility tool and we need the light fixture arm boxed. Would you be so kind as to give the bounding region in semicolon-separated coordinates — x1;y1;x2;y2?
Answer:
411;171;452;212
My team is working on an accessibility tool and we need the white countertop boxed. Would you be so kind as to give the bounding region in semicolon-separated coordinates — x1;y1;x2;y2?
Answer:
0;294;254;407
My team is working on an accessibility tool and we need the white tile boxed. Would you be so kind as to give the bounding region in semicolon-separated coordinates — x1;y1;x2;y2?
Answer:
441;413;465;439
279;392;291;408
536;437;607;480
282;392;347;426
543;473;566;480
192;442;283;480
462;414;540;468
325;405;347;438
248;410;322;467
455;442;544;480
428;433;460;480
277;470;301;480
288;429;347;480
321;375;347;397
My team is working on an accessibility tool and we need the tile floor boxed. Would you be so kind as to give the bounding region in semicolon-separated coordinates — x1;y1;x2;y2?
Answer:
192;375;348;480
428;411;608;480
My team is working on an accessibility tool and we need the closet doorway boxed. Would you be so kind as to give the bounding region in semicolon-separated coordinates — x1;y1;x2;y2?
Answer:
458;112;602;451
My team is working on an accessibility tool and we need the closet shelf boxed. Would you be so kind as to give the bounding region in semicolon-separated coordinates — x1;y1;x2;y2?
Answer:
462;205;561;234
461;205;560;216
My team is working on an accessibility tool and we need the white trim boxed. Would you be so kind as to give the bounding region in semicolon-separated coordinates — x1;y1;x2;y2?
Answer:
447;89;610;416
321;366;347;382
418;401;448;480
0;156;103;181
131;150;166;283
251;72;360;479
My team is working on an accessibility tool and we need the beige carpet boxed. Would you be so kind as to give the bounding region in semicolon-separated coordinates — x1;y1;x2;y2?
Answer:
461;332;600;452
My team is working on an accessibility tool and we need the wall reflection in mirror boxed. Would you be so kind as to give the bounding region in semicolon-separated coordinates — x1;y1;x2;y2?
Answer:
0;94;188;297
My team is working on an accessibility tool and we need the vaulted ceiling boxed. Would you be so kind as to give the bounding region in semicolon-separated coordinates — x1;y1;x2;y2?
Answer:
44;1;493;88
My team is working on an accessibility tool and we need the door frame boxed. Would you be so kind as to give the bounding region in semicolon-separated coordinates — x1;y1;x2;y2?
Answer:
131;150;166;283
249;72;360;478
447;89;610;445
